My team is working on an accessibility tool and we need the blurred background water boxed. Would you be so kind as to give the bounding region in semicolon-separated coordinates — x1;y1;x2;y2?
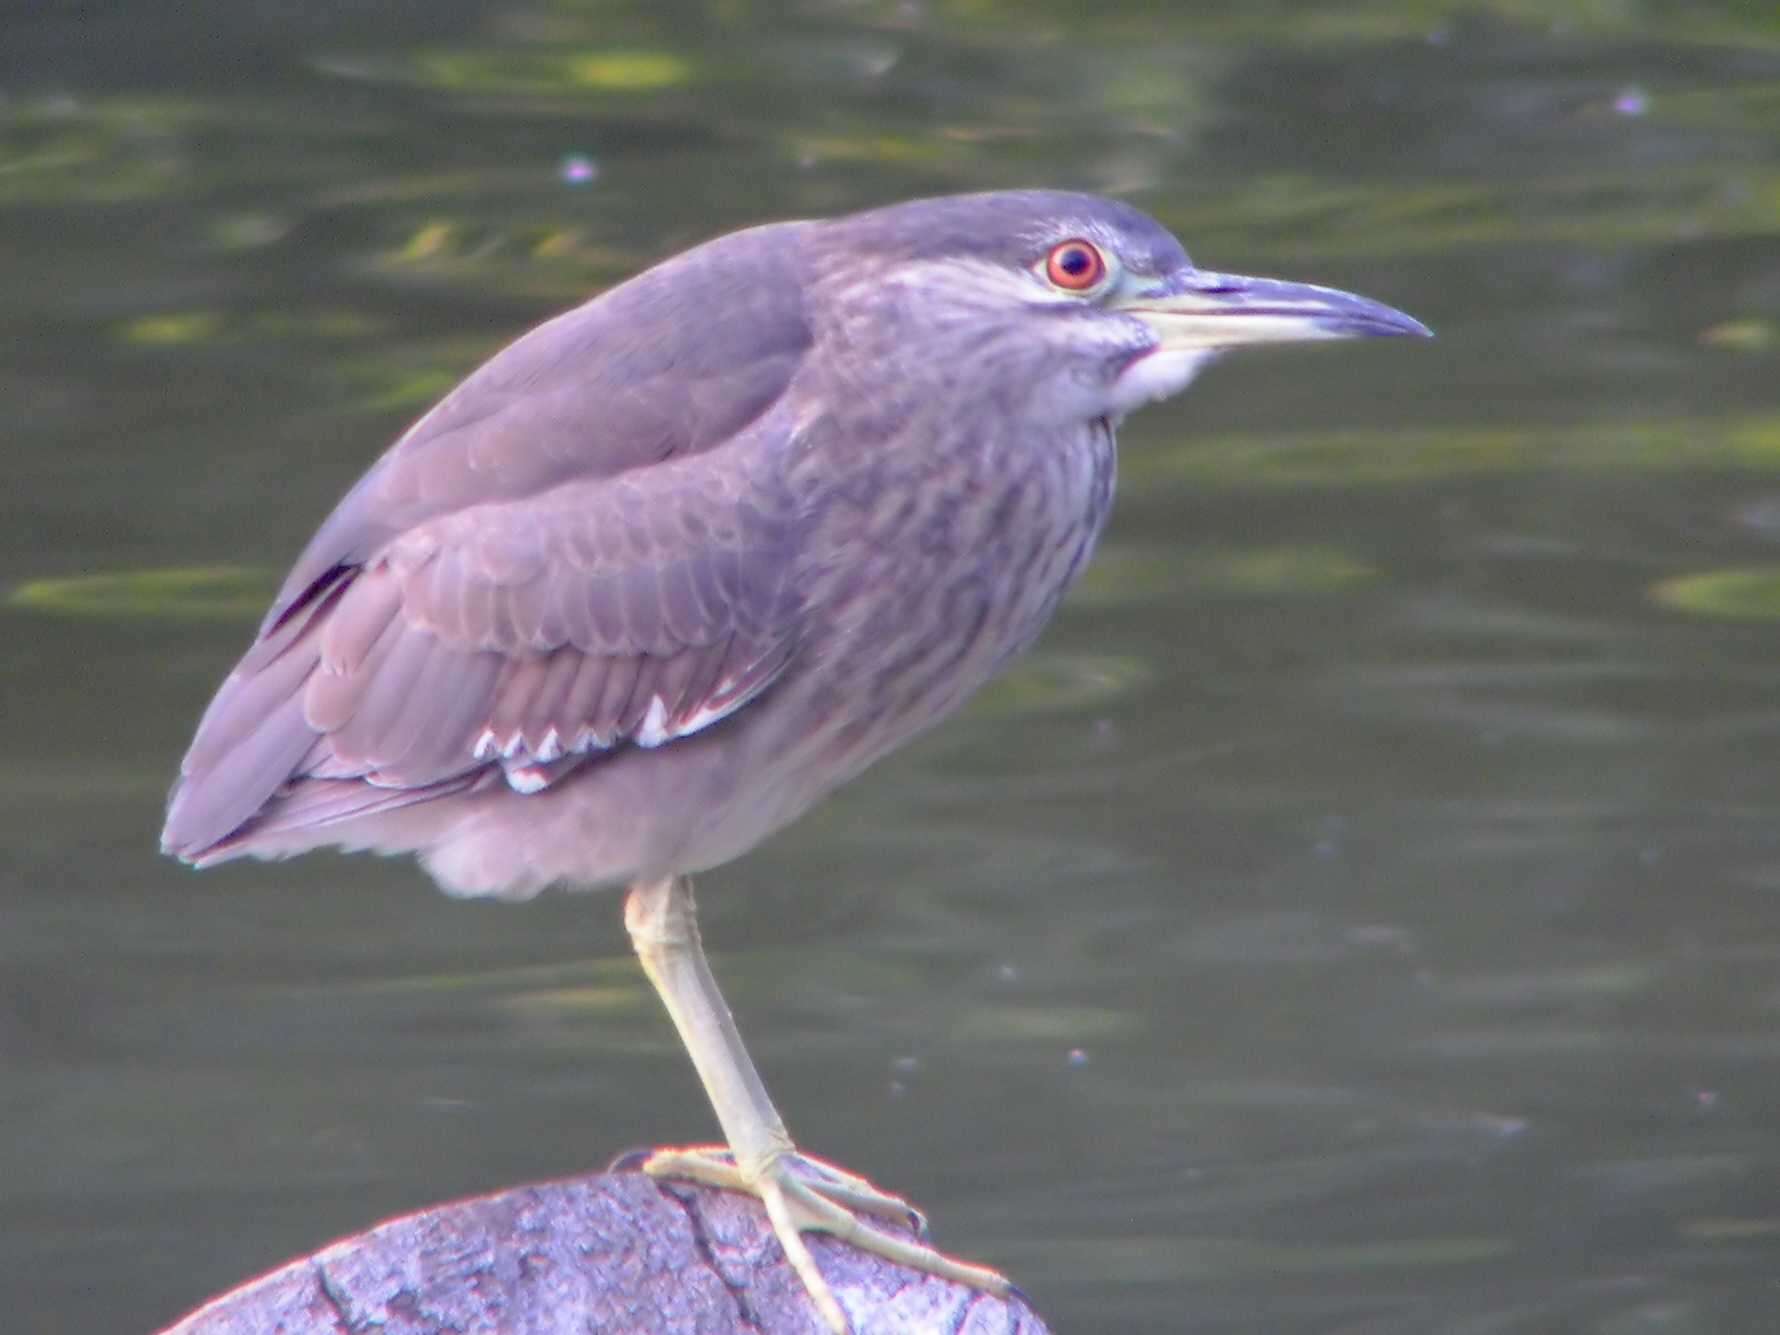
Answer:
5;2;1780;1331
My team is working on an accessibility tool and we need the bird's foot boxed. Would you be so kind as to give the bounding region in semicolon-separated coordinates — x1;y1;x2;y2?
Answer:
634;1143;1011;1333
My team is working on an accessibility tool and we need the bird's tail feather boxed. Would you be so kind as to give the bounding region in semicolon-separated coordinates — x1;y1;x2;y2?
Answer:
160;576;349;863
184;771;483;868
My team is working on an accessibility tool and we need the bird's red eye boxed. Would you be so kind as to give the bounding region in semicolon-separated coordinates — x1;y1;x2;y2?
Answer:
1045;239;1107;291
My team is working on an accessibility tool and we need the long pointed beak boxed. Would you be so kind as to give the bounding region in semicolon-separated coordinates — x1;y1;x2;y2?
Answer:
1117;269;1432;352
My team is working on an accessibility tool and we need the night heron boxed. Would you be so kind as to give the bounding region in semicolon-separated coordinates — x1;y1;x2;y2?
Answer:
162;190;1429;1332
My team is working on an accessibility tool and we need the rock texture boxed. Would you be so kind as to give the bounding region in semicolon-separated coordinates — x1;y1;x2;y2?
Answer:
158;1169;1048;1335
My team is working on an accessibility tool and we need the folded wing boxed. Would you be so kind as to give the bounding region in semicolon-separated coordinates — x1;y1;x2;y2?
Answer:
161;452;805;864
163;223;815;864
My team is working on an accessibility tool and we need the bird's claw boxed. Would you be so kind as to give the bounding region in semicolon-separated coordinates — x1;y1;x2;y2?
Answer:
639;1144;1008;1334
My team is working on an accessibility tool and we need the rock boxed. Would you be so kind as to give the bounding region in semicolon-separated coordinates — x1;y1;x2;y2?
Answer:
158;1168;1048;1335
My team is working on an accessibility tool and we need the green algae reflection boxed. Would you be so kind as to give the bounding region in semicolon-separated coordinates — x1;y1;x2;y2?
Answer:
1149;163;1780;264
0;96;202;206
8;566;275;623
972;651;1154;718
400;48;693;96
117;308;384;348
371;216;642;302
1124;412;1780;492
1074;543;1377;606
1651;568;1780;622
936;0;1780;48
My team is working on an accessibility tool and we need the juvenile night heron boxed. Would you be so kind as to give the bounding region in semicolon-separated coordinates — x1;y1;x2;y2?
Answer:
162;190;1428;1332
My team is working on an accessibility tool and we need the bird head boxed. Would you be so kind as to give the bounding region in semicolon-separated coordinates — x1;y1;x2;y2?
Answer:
813;190;1431;427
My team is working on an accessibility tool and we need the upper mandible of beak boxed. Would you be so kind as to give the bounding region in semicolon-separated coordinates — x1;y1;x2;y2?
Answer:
1117;269;1433;352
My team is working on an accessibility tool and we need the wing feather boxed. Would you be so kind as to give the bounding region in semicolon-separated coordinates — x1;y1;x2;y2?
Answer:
163;449;805;861
591;654;642;749
165;219;816;864
558;653;611;749
260;225;811;638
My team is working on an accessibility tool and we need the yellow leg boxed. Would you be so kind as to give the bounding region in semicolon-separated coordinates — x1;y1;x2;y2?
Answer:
623;876;1012;1334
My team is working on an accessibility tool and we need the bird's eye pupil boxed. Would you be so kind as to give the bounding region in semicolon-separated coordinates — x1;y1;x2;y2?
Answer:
1059;247;1091;275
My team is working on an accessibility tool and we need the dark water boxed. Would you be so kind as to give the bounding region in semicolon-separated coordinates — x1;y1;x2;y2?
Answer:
6;3;1780;1332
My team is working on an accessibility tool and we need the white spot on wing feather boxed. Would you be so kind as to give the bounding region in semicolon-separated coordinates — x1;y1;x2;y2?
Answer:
504;765;549;795
634;695;672;748
631;674;761;748
482;655;785;763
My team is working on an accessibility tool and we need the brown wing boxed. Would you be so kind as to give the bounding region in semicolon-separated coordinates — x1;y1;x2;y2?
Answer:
161;451;805;864
262;221;811;637
163;220;816;864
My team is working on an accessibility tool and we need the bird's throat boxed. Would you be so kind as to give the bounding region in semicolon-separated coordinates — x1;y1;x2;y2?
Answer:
1108;347;1215;420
